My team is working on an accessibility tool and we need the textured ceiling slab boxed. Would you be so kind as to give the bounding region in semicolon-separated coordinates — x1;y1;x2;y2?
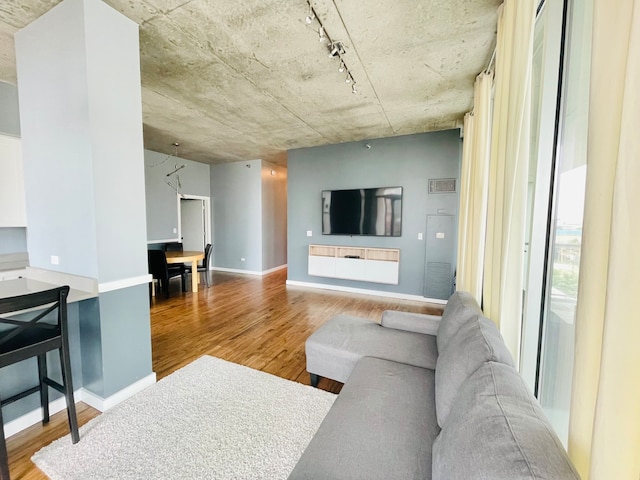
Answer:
1;0;500;165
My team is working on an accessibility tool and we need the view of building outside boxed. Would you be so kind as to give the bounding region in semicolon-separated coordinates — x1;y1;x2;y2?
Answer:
538;0;591;445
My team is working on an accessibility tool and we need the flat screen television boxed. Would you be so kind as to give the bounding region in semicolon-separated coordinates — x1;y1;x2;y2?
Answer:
322;186;403;236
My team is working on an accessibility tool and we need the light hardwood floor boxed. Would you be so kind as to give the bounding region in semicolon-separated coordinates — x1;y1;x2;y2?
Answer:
5;269;443;479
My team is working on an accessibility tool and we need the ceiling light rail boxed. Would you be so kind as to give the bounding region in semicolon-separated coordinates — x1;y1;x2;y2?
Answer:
304;1;358;94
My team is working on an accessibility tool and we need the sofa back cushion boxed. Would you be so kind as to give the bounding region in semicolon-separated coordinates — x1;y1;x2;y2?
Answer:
436;291;482;353
435;314;514;427
432;362;580;480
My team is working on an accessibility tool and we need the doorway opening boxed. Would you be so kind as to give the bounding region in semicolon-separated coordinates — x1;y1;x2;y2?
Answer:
177;194;212;255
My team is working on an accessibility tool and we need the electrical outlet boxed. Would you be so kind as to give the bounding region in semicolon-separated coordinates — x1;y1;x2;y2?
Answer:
51;255;59;265
173;228;177;234
241;257;246;262
306;230;312;237
418;233;423;240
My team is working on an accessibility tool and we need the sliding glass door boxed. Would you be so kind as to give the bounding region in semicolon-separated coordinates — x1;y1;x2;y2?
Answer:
521;0;592;446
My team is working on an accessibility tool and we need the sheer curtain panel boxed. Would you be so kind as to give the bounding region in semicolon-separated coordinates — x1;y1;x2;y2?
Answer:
568;0;640;477
456;72;493;302
481;0;536;362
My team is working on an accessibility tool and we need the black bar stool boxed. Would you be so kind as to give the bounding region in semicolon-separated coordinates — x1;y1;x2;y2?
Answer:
0;286;79;480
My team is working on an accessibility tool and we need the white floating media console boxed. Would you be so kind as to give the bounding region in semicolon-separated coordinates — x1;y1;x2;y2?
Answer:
308;245;400;285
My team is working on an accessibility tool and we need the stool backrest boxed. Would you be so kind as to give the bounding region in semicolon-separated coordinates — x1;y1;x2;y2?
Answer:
0;286;70;368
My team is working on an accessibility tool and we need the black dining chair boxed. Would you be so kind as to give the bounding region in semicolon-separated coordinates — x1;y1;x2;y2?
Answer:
198;244;212;287
164;242;183;252
0;286;79;480
147;250;187;299
184;243;212;287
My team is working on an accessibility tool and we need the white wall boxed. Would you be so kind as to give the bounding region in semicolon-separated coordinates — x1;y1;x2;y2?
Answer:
15;0;148;283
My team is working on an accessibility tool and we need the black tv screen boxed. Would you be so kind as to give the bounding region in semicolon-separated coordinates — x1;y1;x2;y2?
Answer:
322;187;403;236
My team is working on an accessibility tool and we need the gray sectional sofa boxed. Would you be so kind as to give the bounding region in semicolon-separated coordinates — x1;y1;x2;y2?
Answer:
288;291;580;480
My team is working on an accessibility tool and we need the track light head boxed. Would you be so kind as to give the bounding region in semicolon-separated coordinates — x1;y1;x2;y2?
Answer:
338;62;345;73
318;26;326;42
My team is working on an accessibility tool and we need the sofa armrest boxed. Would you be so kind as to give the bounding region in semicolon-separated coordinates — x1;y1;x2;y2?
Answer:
380;310;441;335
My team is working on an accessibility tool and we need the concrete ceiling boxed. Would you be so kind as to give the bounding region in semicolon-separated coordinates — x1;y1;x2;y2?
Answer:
0;0;500;165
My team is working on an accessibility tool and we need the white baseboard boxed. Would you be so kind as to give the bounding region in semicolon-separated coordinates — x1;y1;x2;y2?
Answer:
285;280;447;304
81;372;157;412
213;264;287;276
3;372;156;439
3;389;81;438
262;264;287;275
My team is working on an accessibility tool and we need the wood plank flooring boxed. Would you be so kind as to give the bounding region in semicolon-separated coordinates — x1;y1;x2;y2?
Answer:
5;269;443;479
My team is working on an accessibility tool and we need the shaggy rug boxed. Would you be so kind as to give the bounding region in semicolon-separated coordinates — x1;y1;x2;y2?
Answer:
32;356;336;479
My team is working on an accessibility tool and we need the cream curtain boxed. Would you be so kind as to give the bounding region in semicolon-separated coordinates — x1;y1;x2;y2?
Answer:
456;72;493;302
567;0;640;478
481;0;536;361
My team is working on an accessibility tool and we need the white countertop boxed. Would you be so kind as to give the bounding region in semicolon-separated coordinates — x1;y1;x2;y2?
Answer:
0;277;97;304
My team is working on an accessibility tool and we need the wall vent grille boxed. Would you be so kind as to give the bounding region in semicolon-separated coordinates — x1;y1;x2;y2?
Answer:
428;178;456;194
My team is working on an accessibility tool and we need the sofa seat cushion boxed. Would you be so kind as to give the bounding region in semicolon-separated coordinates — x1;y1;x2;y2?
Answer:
289;357;439;480
306;314;437;383
435;314;514;426
432;362;580;480
436;290;482;352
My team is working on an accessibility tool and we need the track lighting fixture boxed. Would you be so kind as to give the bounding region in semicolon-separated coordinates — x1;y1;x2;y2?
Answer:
328;42;345;57
304;1;358;94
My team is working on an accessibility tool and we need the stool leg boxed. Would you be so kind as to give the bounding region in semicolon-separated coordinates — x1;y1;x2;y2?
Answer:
37;354;50;424
58;346;79;444
310;373;319;388
0;404;10;480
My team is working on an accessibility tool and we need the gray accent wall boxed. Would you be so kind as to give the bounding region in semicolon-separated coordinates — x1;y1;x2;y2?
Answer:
211;159;263;272
287;130;461;296
0;81;20;137
144;149;211;242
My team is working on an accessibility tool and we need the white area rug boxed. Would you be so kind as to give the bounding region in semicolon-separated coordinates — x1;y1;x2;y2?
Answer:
32;356;336;479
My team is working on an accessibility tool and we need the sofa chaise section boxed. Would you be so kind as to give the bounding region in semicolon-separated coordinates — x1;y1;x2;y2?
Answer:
288;356;439;480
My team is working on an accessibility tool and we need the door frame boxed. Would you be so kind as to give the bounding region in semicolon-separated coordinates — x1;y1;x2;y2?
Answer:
176;194;212;262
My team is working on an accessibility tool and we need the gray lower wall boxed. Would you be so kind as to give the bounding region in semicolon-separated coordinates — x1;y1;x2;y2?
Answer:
81;284;152;398
287;130;461;296
144;149;211;242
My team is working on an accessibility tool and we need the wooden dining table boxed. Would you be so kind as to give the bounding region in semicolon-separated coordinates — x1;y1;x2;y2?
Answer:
165;250;205;293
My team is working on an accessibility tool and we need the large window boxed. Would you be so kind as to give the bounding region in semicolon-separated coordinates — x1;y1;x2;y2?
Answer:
521;0;592;446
